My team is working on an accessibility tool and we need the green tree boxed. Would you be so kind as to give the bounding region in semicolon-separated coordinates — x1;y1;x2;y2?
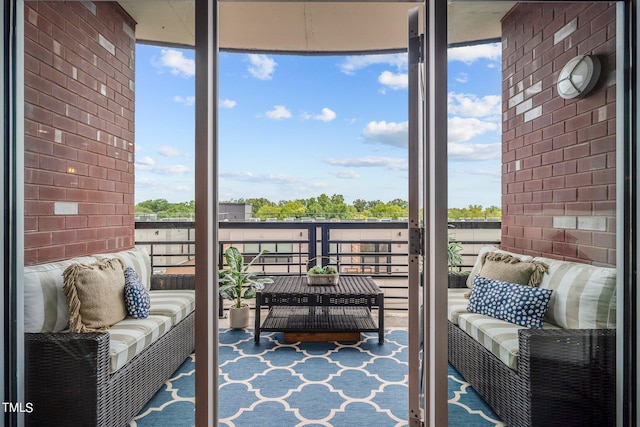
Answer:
388;198;408;209
353;199;367;212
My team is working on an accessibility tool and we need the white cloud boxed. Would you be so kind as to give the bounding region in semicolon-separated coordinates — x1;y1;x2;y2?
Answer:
338;53;407;75
173;95;195;106
448;117;499;144
324;156;407;171
248;54;277;80
455;72;468;83
330;170;360;179
135;156;155;170
302;107;337;122
157;49;195;77
158;146;189;157
220;99;237;109
448;142;501;161
153;164;191;175
362;121;408;148
135;155;191;175
448;42;501;65
264;105;292;120
378;71;408;90
448;93;501;118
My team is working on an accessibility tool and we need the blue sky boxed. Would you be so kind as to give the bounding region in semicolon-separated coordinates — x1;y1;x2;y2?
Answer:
134;43;502;207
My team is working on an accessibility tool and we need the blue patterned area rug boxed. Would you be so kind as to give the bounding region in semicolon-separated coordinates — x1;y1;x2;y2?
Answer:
130;329;503;426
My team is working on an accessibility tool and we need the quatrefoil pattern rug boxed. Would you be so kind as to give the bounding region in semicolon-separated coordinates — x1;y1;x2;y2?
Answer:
130;329;504;426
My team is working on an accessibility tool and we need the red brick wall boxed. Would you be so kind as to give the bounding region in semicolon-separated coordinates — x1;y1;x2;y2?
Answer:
501;3;616;266
24;2;136;265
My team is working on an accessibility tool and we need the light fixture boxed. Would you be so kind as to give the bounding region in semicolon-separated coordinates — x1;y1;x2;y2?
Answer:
556;55;601;100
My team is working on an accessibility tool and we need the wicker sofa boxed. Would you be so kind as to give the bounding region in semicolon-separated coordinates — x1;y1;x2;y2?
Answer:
23;247;196;427
447;246;616;427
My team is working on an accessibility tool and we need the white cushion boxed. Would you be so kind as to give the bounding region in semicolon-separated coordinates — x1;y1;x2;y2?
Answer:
108;315;172;373
24;256;97;333
149;290;195;326
447;288;470;325
535;257;616;329
458;312;560;371
94;246;152;290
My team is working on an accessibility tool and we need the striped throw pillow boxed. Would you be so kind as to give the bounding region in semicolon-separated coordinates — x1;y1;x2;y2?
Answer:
535;257;616;329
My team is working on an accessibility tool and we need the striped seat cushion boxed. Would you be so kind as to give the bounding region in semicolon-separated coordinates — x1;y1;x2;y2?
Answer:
108;315;172;373
448;288;471;325
149;290;195;326
94;246;152;290
534;257;616;329
458;312;560;371
24;256;98;333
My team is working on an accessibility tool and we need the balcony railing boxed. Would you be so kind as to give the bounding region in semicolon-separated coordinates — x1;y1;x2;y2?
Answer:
134;220;501;311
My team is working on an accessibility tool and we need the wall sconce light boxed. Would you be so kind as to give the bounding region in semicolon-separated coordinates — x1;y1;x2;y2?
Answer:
556;55;601;100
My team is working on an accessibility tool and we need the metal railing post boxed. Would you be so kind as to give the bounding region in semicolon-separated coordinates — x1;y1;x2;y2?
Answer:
321;224;330;267
308;225;317;267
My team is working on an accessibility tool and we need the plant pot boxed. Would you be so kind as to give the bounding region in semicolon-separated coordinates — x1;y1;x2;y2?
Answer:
448;272;469;288
306;273;339;285
229;304;250;329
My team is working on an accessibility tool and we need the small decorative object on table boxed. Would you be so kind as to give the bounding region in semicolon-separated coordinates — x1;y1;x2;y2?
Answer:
306;264;340;285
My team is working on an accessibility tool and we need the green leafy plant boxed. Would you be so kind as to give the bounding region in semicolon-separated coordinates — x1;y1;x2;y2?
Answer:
218;247;273;308
447;236;464;273
307;265;338;275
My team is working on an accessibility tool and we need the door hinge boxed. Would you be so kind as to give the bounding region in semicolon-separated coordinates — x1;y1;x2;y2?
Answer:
419;34;424;63
410;417;425;427
409;227;424;256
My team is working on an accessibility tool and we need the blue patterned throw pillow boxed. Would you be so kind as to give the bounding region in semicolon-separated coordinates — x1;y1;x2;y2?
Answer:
467;275;553;329
124;267;150;319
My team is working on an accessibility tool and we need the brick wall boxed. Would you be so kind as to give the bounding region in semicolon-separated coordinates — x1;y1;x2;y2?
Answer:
501;3;616;266
24;2;136;265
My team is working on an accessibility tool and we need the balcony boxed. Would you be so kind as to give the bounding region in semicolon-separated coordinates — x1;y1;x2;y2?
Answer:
135;219;501;315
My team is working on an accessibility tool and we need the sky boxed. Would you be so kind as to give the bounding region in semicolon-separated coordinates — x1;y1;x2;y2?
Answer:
134;43;503;208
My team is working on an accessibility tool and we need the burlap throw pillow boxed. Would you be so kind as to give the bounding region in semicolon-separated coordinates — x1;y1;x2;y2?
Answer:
63;258;127;332
479;251;548;287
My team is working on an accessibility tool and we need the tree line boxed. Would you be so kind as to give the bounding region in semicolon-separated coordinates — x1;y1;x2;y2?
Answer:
135;195;501;220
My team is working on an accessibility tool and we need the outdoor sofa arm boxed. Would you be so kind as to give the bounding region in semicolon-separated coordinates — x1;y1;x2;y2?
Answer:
150;273;195;290
25;332;110;426
517;328;616;426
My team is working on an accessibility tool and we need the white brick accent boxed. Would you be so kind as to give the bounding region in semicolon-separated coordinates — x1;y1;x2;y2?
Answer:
54;202;78;216
553;216;577;229
98;34;116;56
516;98;533;115
524;106;542;122
578;217;607;231
508;92;524;109
554;18;577;45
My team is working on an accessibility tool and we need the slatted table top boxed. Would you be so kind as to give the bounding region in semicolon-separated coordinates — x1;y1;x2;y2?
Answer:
261;275;382;296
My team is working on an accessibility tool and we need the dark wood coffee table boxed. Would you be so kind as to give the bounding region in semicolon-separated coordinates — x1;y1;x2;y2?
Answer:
254;275;384;344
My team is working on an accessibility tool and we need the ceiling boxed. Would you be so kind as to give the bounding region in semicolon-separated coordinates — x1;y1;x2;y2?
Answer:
118;1;515;53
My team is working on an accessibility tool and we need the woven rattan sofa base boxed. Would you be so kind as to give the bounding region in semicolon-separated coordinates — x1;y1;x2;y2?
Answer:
448;321;616;427
25;274;196;427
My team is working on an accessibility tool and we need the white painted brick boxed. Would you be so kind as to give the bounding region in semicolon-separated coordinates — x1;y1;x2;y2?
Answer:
515;160;521;171
554;18;577;45
122;23;135;39
525;81;542;98
54;129;62;143
54;202;78;216
553;216;577;229
578;216;607;231
98;34;116;56
81;1;96;15
524;106;542;122
508;92;524;109
516;98;533;115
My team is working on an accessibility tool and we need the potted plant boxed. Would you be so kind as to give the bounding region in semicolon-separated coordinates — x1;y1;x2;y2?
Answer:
218;246;273;329
447;236;469;288
306;264;340;285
